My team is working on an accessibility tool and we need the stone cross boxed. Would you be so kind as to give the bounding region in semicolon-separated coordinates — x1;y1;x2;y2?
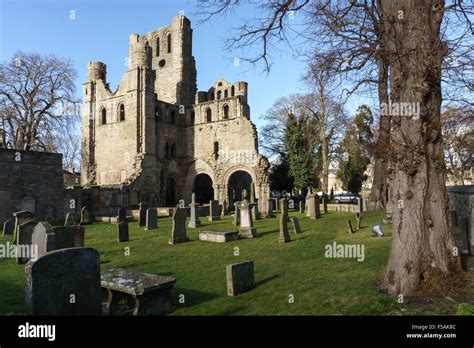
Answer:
278;198;290;243
145;208;158;230
188;193;201;228
169;204;189;244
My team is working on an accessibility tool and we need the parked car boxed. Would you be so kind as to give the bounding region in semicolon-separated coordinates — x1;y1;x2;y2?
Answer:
333;193;359;204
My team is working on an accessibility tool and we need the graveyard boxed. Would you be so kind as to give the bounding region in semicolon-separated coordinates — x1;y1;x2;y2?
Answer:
1;207;472;316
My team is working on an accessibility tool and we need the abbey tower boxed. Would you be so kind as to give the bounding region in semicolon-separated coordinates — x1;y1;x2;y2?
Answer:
81;15;270;210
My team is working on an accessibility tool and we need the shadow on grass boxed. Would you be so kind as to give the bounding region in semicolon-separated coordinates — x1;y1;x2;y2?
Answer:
255;274;280;287
257;229;279;237
172;287;219;308
215;306;247;315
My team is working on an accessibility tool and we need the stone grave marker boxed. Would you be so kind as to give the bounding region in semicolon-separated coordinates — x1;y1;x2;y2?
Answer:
188;193;201;228
299;201;305;214
347;220;354;234
290;217;301;234
233;202;241;226
117;207;126;223
3;219;14;235
117;221;129;242
238;200;257;238
226;260;255;296
16;221;37;264
322;197;328;214
53;226;85;249
372;225;384;237
25;247;102;315
199;230;239;243
315;195;321;218
278;198;290;243
64;212;76;227
31;221;55;260
221;199;228;216
80;206;91;225
250;184;260;220
145;208;158;230
13;210;36;244
139;202;149;227
266;198;275;218
169;204;189;244
208;200;220;221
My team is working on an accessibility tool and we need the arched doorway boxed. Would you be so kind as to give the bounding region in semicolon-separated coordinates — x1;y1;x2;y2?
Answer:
227;170;252;210
193;174;214;204
166;177;177;206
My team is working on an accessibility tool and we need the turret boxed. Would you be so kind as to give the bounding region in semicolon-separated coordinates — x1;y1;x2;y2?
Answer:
234;81;248;103
128;34;152;69
86;61;106;81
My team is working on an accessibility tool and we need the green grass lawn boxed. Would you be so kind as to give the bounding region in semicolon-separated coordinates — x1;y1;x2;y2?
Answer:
1;209;403;315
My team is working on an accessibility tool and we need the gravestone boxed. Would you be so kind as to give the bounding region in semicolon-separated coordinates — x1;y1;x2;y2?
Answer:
226;260;255;296
347;220;354;234
199;230;239;243
188;193;201;228
139;202;149;227
25;247;102;315
238;200;257;238
250;184;260;220
357;197;363;213
80;207;91;225
308;195;318;220
266;198;275;218
315;195;321;218
233;202;241;226
145;208;158;230
322;197;328;214
278;198;290;243
305;190;311;216
221;200;228;216
64;212;76;227
290;217;301;234
208;200;220;221
13;210;36;244
117;221;129;242
53;226;85;249
16;221;38;264
299;201;305;214
31;222;55;260
372;225;384;237
3;219;13;235
169;204;189;244
117;207;126;223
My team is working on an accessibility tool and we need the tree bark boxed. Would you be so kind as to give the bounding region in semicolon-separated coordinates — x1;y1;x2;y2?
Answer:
379;0;461;295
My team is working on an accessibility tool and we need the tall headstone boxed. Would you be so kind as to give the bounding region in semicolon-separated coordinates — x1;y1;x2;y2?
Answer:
64;212;76;227
250;183;260;220
117;221;129;242
226;261;255;296
117;207;126;223
347;220;354;234
233;202;241;226
145;208;158;230
208;200;220;221
290;217;301;234
305;189;312;216
169;204;189;244
322;197;328;214
278;198;290;243
308;195;317;220
25;248;102;315
16;221;38;264
315;195;321;219
80;206;91;225
13;210;36;244
221;199;228;216
3;219;14;235
139;202;148;227
31;221;56;260
53;226;85;249
357;197;363;213
266;198;275;218
188;193;201;228
238;200;257;238
299;201;305;214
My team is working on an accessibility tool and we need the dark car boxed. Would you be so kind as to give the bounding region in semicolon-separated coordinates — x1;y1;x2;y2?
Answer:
333;193;359;204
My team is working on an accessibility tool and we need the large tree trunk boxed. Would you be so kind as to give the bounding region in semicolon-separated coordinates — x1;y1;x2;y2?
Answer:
379;0;461;295
369;57;390;211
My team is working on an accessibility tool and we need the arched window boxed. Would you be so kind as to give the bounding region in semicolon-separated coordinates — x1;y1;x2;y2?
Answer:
171;143;176;158
190;112;195;125
224;89;228;98
206;108;212;123
170;110;176;124
101;108;106;125
156;37;160;56
167;33;171;53
223;104;229;119
119;104;125;121
213;141;219;160
165;142;170;159
216;91;222;100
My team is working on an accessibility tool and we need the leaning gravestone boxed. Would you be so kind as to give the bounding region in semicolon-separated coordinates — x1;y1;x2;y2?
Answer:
145;208;158;230
169;204;189;244
226;261;255;296
278;198;290;244
290;217;301;234
53;226;85;249
80;207;91;225
117;207;126;223
13;211;36;244
31;222;56;260
64;212;76;227
117;221;129;242
25;247;102;315
16;221;37;264
347;220;354;234
188;193;201;228
3;219;14;235
208;200;220;221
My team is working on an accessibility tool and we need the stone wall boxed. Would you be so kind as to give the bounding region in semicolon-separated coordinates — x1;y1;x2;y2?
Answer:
0;149;63;224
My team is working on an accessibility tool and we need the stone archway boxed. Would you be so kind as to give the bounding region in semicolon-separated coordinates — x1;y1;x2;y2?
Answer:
193;173;214;204
227;170;253;210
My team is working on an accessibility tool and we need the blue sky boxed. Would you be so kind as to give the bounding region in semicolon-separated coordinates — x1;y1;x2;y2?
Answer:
0;0;372;141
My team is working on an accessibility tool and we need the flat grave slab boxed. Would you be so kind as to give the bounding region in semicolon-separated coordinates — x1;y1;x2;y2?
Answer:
199;230;239;243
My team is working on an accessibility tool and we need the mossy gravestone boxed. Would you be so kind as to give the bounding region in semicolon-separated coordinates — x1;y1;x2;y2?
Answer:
226;261;255;296
25;247;102;315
